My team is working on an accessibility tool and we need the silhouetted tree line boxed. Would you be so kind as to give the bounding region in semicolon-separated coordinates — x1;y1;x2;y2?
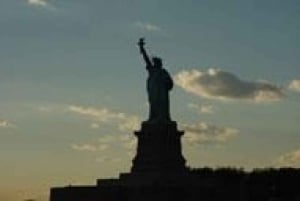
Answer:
187;167;300;201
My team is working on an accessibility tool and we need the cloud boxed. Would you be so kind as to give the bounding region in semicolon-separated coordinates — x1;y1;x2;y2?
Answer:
68;105;140;131
118;116;140;132
275;149;300;167
188;103;214;114
72;135;135;163
36;104;66;113
98;135;115;143
288;79;300;92
71;143;108;152
90;123;100;129
68;105;124;122
71;144;98;152
71;132;136;154
0;120;13;128
37;106;52;113
98;144;109;151
0;120;9;128
182;122;239;145
27;0;48;7
119;134;136;150
27;0;57;11
99;133;136;150
68;105;139;159
174;69;284;102
134;21;162;32
95;156;121;163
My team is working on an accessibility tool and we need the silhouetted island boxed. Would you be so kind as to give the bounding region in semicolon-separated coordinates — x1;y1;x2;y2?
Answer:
50;39;300;201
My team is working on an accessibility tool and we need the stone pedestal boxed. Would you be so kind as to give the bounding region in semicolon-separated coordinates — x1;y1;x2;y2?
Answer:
50;121;189;201
131;121;186;173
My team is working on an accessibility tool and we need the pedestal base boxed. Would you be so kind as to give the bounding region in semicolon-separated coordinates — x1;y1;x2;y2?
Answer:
131;121;186;173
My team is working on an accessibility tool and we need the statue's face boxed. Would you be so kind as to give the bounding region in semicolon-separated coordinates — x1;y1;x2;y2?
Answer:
152;57;162;68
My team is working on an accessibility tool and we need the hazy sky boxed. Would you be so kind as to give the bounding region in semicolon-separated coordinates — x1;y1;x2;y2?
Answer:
1;0;300;200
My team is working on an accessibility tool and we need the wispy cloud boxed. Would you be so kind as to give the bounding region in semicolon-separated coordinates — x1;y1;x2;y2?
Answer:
275;149;300;167
119;134;136;150
68;105;124;122
71;133;136;164
98;135;115;144
71;144;98;152
98;134;136;151
27;0;48;7
37;106;52;113
118;116;140;132
71;143;108;152
95;156;121;163
188;103;214;114
182;122;239;145
134;21;162;32
288;79;300;92
0;120;9;128
174;69;284;102
68;105;140;131
90;123;100;129
27;0;57;11
0;119;13;128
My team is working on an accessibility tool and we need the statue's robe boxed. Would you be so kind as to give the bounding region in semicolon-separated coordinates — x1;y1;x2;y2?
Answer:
146;65;173;122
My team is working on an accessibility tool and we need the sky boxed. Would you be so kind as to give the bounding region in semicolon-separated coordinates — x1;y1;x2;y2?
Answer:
1;0;300;200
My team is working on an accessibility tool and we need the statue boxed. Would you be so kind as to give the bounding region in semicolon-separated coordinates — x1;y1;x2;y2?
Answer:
138;38;173;123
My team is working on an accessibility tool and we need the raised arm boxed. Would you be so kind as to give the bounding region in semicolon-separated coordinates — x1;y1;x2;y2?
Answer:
138;38;152;67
